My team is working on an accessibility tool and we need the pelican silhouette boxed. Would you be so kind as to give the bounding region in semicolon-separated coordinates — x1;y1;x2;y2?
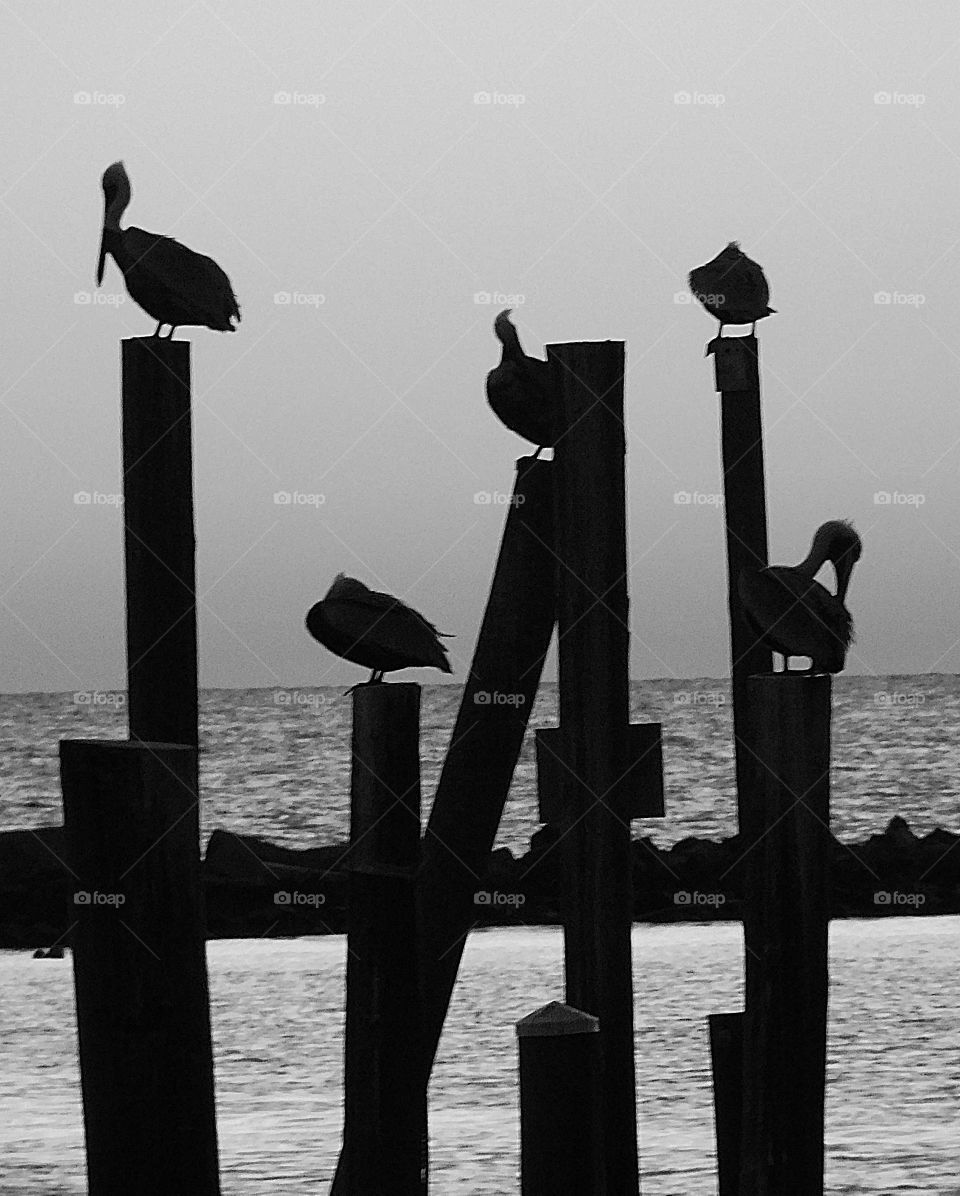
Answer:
486;309;555;458
739;520;862;673
306;574;453;684
689;242;775;334
97;162;240;338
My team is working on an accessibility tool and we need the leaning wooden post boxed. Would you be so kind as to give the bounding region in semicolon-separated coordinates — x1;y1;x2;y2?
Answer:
60;738;220;1196
708;334;772;840
549;339;638;1194
739;674;831;1195
122;337;198;748
517;1002;604;1196
708;1010;743;1196
340;683;425;1195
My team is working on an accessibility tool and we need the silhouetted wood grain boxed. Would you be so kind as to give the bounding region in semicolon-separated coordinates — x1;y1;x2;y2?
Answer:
550;339;638;1195
60;739;219;1196
122;337;198;748
517;1002;604;1195
740;674;831;1195
340;683;425;1195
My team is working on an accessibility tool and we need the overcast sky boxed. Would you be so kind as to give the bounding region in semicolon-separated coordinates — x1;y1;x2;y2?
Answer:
2;0;959;691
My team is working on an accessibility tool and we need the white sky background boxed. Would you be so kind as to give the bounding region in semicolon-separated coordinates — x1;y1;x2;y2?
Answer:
1;0;958;690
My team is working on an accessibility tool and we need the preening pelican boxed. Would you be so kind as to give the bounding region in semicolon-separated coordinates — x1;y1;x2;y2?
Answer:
689;242;775;334
306;574;453;684
486;309;555;457
739;520;862;673
97;162;240;338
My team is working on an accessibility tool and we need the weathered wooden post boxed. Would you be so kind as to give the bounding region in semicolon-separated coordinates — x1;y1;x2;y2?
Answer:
708;1010;743;1196
60;738;220;1196
549;339;638;1194
517;1002;604;1196
340;682;425;1195
121;337;198;748
739;673;831;1195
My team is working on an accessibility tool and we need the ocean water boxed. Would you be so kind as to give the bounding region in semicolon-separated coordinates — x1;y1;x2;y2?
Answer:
1;674;957;852
1;920;958;1193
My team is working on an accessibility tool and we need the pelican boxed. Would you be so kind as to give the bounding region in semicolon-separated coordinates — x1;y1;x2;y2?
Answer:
97;161;240;338
689;242;775;335
306;574;453;684
739;520;862;673
486;309;556;458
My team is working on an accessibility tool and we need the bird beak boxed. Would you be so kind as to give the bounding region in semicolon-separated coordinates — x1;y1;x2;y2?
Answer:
96;225;107;286
834;553;855;604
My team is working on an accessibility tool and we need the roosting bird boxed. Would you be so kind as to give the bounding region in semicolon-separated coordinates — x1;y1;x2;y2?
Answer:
97;161;240;338
486;309;556;457
689;242;775;334
739;520;862;673
306;574;453;684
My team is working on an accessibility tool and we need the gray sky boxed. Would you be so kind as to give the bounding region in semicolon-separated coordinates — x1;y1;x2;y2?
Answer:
1;1;958;690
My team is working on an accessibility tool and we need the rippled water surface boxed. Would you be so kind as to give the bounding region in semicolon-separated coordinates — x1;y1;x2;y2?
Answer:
2;920;959;1193
1;674;958;851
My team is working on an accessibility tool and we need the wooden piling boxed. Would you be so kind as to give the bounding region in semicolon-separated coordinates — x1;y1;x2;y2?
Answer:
709;334;772;839
340;682;425;1195
739;673;831;1195
708;1011;743;1196
121;337;198;748
549;339;638;1194
517;1002;604;1196
60;738;219;1196
417;455;555;1065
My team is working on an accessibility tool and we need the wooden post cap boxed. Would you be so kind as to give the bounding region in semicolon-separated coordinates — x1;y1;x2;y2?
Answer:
706;334;756;392
516;1001;599;1038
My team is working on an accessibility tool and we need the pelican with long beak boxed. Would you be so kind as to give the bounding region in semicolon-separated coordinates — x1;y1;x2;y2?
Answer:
485;309;556;458
689;241;775;336
97;161;240;338
739;520;862;673
306;574;453;684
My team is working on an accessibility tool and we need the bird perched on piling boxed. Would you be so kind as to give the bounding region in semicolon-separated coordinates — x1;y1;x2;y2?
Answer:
97;161;240;338
688;242;775;334
485;309;556;458
306;574;453;684
738;520;862;673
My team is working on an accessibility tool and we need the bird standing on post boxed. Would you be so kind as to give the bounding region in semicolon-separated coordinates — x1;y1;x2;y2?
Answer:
689;242;775;335
97;161;241;338
738;520;862;673
306;574;453;685
485;309;556;458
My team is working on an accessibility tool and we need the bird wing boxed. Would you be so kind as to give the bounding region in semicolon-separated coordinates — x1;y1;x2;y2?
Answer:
323;587;452;671
123;227;240;325
740;568;851;663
